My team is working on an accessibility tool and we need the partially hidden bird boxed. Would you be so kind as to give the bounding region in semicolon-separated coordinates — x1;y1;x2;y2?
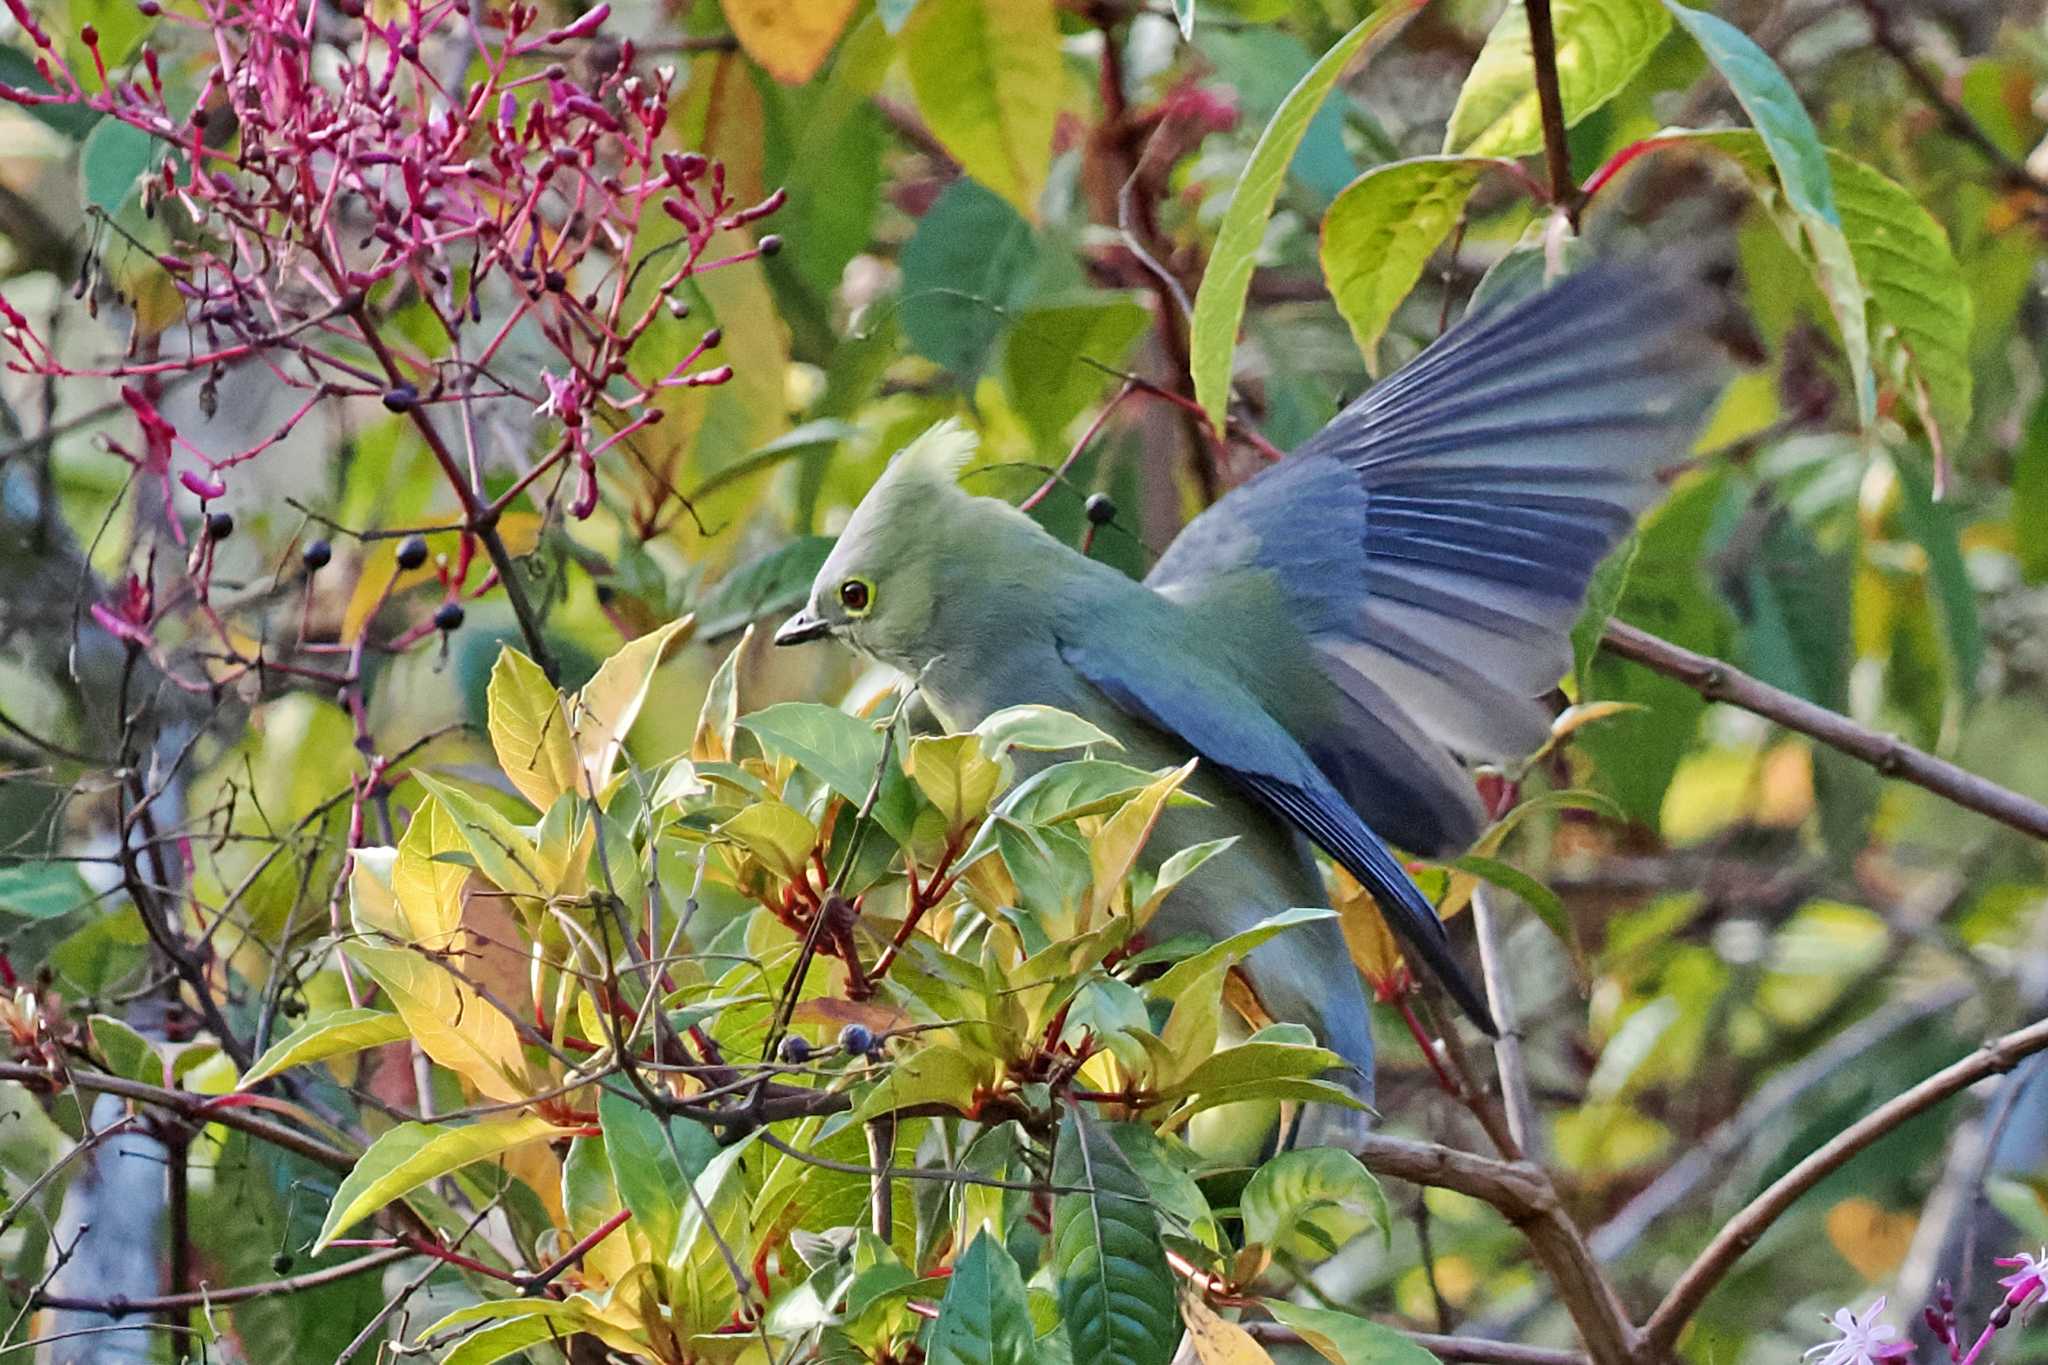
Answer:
774;262;1726;1111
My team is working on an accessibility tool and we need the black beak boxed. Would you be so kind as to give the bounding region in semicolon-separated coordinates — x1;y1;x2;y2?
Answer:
774;609;831;646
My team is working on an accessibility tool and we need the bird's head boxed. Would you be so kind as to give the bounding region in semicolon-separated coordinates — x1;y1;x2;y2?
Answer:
774;420;979;674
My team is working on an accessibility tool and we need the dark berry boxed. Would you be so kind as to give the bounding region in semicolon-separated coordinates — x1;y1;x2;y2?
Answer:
301;538;332;571
778;1035;811;1064
381;382;419;413
395;535;428;570
433;601;465;632
700;326;722;349
1083;493;1115;525
544;269;567;292
837;1023;873;1056
757;234;783;257
205;510;234;539
270;1252;294;1275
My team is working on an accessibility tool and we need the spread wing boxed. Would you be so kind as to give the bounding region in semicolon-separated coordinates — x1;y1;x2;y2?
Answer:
1148;262;1725;856
1056;627;1496;1034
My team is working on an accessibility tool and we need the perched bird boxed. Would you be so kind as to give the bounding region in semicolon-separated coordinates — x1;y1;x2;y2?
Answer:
775;263;1724;1108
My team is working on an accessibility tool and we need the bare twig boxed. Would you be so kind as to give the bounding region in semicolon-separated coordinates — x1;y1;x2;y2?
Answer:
1644;1015;2048;1351
28;1248;413;1314
1244;1321;1589;1365
1471;883;1542;1162
1601;621;2048;841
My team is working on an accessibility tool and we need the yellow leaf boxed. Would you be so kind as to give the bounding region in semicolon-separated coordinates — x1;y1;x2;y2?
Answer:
720;0;857;83
348;847;405;938
693;625;752;763
391;798;467;946
1826;1197;1918;1281
573;617;694;796
719;801;818;884
345;941;531;1103
902;0;1061;222
1179;1287;1277;1364
488;646;581;810
313;1115;569;1252
1089;759;1198;921
905;734;1004;836
1332;867;1406;995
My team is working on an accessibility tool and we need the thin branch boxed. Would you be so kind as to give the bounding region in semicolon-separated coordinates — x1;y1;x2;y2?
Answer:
1471;883;1542;1162
1356;1134;1640;1365
1644;1015;2048;1351
28;1248;413;1314
1601;621;2048;841
1243;1322;1589;1365
1522;0;1582;225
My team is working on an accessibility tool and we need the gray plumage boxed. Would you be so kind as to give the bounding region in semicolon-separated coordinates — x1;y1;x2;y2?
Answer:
776;262;1726;1110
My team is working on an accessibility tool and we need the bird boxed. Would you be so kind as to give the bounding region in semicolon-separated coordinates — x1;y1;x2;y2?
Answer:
773;261;1726;1112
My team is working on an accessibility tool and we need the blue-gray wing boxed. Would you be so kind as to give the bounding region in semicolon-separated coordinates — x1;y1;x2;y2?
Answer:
1056;630;1496;1034
1147;261;1724;855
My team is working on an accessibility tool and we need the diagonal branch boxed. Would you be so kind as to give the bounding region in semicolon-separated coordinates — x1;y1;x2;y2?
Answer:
1523;0;1583;225
1601;621;2048;841
1643;1015;2048;1352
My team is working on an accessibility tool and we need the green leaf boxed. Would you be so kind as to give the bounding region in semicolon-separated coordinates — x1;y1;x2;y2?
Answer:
1893;454;1984;699
409;774;546;899
239;1009;410;1088
1320;156;1495;374
1826;149;1973;439
1189;3;1414;432
1241;1147;1389;1260
313;1117;568;1252
0;862;91;920
1149;906;1336;1001
599;1088;716;1257
742;703;887;801
995;759;1193;826
1662;4;1834;223
1155;1040;1344;1102
973;705;1122;757
1003;293;1153;446
1263;1300;1443;1365
899;177;1041;380
1571;535;1639;695
1451;856;1584;982
1660;5;1871;423
850;1046;989;1123
0;48;99;139
2015;394;2048;584
927;1230;1035;1365
1444;0;1668;157
89;1014;163;1088
906;733;1005;834
719;800;819;882
902;0;1061;221
668;1134;760;1334
1052;1109;1179;1365
79;113;154;216
697;535;836;638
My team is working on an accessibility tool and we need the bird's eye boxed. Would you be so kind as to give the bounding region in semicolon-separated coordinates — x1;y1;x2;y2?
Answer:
838;577;873;616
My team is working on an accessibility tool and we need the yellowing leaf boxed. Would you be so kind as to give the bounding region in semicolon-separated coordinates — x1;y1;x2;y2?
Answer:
1179;1288;1277;1364
1444;0;1669;157
348;846;404;938
1333;867;1406;995
849;1046;987;1123
902;0;1061;222
721;0;857;83
487;646;581;810
313;1116;570;1252
719;800;818;883
905;734;1004;836
574;617;694;795
238;1008;410;1088
1089;759;1198;922
693;626;751;763
345;941;530;1103
391;797;469;946
1826;1197;1918;1281
411;774;546;901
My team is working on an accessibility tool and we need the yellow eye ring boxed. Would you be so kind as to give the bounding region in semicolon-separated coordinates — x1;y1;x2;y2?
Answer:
838;577;874;617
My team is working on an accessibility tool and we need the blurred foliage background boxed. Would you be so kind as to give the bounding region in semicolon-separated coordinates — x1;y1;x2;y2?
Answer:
2;0;2048;1359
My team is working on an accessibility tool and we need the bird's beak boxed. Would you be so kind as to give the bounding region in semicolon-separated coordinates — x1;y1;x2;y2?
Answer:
774;608;831;646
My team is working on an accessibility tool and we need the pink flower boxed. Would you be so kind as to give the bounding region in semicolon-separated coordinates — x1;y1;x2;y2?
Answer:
1996;1247;2048;1303
1806;1298;1915;1365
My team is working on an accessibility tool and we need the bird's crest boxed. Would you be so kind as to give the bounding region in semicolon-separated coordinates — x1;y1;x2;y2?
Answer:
876;418;976;493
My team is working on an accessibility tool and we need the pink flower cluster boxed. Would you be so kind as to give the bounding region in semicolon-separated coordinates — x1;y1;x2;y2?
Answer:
0;0;777;664
1808;1250;2047;1365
